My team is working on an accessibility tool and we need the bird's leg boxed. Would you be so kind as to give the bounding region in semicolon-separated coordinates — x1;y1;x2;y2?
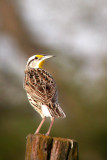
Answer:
45;117;55;136
35;116;46;134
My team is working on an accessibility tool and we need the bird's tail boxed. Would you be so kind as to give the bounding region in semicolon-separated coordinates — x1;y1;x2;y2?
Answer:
56;103;66;118
48;103;66;118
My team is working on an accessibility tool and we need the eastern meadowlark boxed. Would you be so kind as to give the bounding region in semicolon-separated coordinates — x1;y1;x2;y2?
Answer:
24;55;66;135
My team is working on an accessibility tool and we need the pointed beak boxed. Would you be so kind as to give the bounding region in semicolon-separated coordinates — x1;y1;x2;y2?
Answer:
43;55;55;60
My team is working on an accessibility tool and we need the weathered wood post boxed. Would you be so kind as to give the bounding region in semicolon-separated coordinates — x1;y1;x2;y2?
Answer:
25;134;79;160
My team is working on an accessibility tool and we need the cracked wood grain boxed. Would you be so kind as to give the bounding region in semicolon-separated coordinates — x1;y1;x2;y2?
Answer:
25;134;78;160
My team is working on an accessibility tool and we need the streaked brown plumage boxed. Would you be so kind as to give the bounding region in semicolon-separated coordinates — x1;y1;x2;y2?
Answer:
24;55;66;135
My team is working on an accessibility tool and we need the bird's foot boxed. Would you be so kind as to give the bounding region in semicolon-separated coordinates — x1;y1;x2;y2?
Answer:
35;130;40;135
45;132;49;136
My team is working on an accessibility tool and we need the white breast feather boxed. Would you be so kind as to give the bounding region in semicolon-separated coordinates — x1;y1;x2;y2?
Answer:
42;105;51;117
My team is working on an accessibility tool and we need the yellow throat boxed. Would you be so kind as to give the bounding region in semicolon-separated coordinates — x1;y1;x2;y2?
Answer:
36;55;45;68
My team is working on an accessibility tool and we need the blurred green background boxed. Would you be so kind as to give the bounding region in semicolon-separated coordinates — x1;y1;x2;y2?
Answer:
0;0;107;160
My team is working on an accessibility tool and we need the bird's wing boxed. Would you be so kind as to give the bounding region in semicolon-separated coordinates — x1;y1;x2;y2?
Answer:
24;68;66;118
24;68;57;104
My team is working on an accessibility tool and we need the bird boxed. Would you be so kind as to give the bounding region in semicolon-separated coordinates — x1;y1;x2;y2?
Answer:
24;54;66;136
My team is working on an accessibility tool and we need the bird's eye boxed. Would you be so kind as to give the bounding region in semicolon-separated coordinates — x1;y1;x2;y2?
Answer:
35;57;38;59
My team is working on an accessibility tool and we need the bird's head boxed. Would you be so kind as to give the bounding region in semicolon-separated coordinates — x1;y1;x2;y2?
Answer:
27;54;54;69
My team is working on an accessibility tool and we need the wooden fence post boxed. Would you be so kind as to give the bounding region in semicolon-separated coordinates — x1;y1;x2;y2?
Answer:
25;134;79;160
